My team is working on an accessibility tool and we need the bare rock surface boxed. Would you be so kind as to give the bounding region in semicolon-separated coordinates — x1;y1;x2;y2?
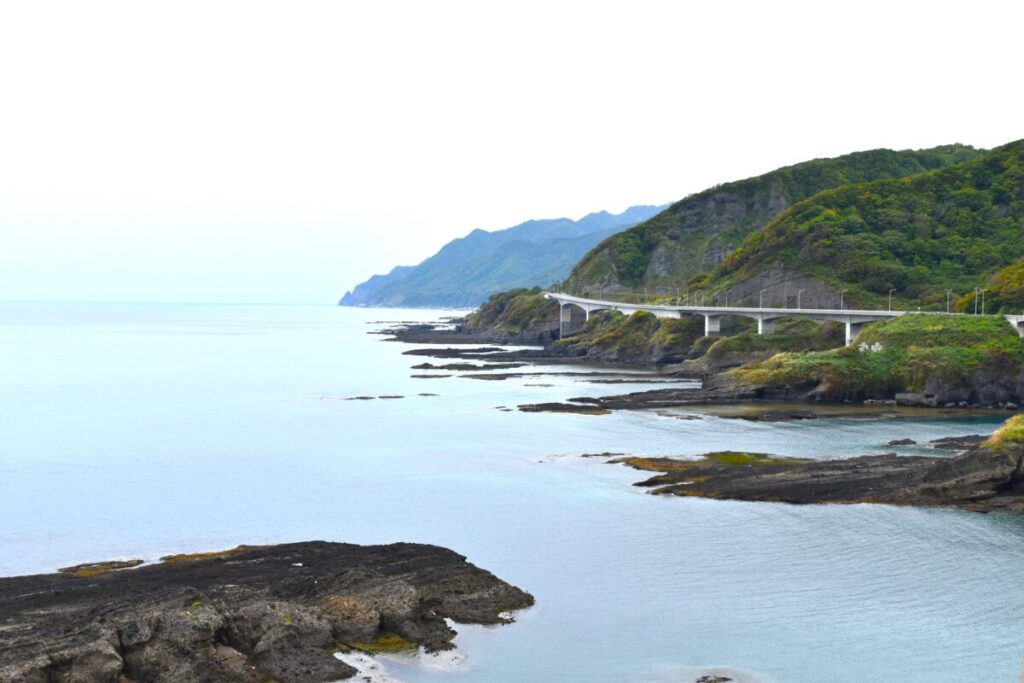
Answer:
0;541;533;683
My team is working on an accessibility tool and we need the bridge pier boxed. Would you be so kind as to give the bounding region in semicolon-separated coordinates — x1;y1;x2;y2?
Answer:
543;292;908;344
559;303;572;338
845;321;866;346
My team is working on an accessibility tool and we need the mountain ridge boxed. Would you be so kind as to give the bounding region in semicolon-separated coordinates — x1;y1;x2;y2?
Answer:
691;138;1024;310
569;144;983;293
339;204;666;308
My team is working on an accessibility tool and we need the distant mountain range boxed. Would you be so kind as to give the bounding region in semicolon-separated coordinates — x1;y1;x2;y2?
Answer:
339;205;666;308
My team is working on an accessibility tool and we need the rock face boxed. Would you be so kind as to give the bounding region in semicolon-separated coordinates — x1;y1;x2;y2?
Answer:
0;541;534;683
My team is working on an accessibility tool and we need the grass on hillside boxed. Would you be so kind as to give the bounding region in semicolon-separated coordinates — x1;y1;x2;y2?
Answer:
732;314;1024;399
983;414;1024;452
706;318;844;357
702;140;1024;311
571;145;982;289
557;310;704;357
464;287;557;333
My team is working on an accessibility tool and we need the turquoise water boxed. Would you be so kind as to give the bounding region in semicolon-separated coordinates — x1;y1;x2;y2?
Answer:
1;303;1022;682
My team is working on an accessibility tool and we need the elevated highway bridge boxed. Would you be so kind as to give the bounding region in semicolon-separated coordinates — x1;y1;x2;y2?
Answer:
544;292;1024;346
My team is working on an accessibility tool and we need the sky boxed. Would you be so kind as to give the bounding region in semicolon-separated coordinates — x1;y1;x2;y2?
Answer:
1;1;1022;304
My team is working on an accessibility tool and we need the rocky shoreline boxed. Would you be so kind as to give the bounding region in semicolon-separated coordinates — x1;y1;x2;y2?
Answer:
601;432;1024;514
0;541;533;683
379;317;1024;516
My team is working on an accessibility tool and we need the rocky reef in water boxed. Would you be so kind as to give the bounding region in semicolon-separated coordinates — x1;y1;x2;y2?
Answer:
0;541;533;683
606;417;1024;513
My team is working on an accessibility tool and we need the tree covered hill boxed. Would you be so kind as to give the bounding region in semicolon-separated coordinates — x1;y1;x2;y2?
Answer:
693;139;1024;311
568;144;982;293
339;205;665;308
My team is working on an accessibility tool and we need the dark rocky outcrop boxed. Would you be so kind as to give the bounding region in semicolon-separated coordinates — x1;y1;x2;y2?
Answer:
608;425;1024;514
0;541;533;683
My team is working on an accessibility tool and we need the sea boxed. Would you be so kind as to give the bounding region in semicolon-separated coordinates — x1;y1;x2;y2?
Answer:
1;302;1022;682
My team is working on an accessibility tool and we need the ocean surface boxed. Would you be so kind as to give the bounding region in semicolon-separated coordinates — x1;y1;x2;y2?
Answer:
1;302;1022;682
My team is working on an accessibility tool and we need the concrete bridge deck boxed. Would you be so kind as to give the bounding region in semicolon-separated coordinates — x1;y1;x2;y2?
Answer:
546;292;1024;345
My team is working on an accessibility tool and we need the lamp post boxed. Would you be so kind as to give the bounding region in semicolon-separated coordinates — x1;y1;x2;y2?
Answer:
759;288;767;309
945;289;952;313
981;289;986;315
797;289;805;310
840;289;848;311
888;289;896;313
974;288;979;314
725;289;731;307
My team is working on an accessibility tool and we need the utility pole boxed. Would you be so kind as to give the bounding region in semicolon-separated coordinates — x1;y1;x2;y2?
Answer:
797;289;805;310
888;289;895;312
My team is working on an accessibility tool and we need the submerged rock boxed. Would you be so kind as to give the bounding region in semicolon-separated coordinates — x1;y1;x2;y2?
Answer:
0;541;533;683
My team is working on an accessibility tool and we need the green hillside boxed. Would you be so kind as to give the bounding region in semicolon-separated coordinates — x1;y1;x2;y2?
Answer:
696;139;1024;310
971;255;1024;314
732;314;1024;402
569;144;981;292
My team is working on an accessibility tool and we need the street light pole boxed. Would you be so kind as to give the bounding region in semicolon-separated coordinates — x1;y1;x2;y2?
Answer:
945;289;952;313
888;289;895;312
981;289;986;315
797;289;805;310
725;289;731;307
840;289;848;311
759;288;767;309
974;288;979;314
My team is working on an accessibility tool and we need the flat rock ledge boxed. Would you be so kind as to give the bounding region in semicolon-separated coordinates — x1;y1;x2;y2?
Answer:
0;541;534;683
608;442;1024;513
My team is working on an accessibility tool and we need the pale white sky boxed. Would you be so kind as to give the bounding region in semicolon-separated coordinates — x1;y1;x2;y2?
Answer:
1;0;1021;303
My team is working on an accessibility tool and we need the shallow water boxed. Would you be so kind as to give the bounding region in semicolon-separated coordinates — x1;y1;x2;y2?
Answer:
1;303;1022;682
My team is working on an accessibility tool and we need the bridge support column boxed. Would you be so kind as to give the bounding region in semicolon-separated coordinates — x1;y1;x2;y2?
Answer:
704;315;721;337
757;318;774;335
845;321;865;346
560;303;572;338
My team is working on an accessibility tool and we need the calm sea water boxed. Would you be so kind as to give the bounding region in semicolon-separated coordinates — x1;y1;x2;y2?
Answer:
1;303;1022;683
